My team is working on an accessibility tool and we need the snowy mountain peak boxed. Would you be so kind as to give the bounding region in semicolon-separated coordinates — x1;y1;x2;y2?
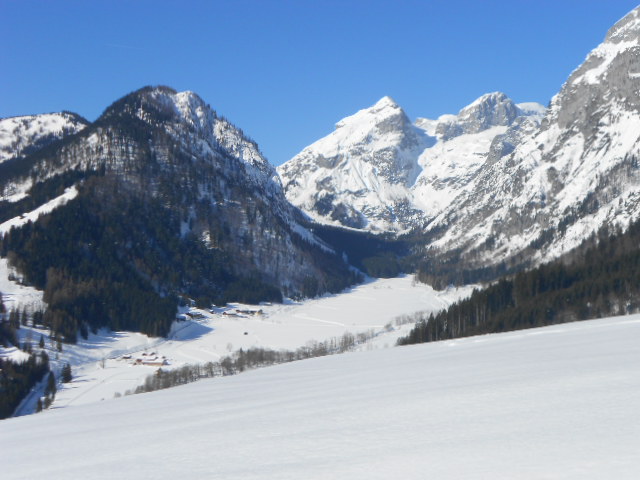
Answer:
0;112;88;164
372;95;400;109
108;86;215;131
423;7;640;271
562;7;640;92
279;91;545;231
605;6;640;44
436;91;524;140
335;95;409;134
461;91;510;111
278;97;432;231
100;86;277;189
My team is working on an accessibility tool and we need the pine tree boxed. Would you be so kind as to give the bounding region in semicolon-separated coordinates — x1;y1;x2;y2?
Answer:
61;363;72;383
39;334;45;349
44;372;56;397
9;308;19;329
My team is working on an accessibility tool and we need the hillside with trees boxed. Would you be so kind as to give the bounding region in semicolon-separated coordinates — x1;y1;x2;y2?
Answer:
399;221;640;345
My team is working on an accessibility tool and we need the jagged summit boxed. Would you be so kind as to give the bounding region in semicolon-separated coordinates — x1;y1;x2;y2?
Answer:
278;96;431;231
280;92;543;231
425;5;640;269
371;95;400;109
94;86;277;193
458;92;520;126
98;86;213;131
435;92;524;140
333;95;412;139
605;5;640;43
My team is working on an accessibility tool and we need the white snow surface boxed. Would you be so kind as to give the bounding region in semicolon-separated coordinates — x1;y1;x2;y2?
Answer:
2;314;639;479
2;275;470;412
0;259;44;312
413;125;508;214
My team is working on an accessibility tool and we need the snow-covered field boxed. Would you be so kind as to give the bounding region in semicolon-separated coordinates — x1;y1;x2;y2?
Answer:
2;314;639;479
1;269;469;412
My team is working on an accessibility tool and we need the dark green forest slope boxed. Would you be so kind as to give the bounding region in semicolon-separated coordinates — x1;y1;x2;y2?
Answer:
399;221;640;345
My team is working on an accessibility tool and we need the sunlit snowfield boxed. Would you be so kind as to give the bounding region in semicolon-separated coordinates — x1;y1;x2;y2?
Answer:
2;315;639;479
0;264;469;411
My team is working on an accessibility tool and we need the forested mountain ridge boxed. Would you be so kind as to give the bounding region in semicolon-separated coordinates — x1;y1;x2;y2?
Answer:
0;86;358;342
399;219;640;345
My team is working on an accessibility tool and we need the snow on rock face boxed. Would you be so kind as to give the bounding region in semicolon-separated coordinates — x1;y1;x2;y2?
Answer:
281;5;640;271
427;6;640;266
0;112;88;163
280;93;543;231
412;95;544;217
435;92;523;141
128;88;279;192
278;96;434;231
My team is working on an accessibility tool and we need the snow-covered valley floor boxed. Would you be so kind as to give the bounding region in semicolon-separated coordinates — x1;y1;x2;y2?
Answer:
1;270;469;412
2;314;639;479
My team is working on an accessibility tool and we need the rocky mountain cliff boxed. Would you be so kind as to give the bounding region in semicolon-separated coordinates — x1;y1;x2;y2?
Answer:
412;93;545;218
281;7;640;280
279;92;544;232
278;97;432;231
427;6;640;270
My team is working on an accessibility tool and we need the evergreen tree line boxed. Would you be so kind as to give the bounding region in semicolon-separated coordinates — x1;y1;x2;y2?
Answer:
0;169;98;224
398;220;640;346
34;365;71;413
414;245;514;290
0;175;307;342
124;329;379;396
311;223;411;278
0;351;50;419
289;230;363;298
1;184;180;341
0;296;74;419
0;294;14;347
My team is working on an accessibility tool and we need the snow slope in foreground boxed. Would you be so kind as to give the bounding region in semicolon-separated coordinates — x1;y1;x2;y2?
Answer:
2;315;639;479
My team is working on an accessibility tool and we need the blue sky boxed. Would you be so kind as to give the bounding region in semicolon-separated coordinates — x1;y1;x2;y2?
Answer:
1;1;638;165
